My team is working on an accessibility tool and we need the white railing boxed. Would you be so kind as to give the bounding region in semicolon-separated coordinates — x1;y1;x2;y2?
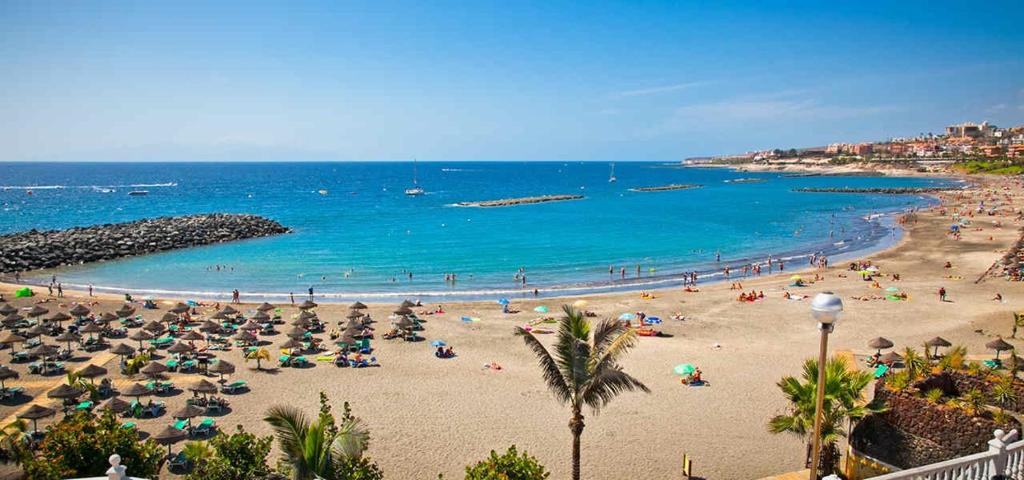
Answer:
66;453;148;480
869;429;1024;480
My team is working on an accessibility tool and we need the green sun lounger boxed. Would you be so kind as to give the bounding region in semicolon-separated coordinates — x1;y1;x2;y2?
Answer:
194;418;215;435
76;400;94;410
121;422;136;431
165;359;179;369
222;380;247;393
873;364;889;379
983;359;1002;369
174;419;188;430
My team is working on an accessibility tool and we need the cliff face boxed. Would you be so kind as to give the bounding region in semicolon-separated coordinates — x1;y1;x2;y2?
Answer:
0;214;290;272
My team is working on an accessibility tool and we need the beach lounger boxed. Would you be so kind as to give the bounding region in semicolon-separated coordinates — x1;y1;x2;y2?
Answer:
180;359;197;372
168;451;189;470
1;386;24;399
278;354;292;367
173;419;188;430
873;364;890;379
75;400;94;411
121;421;136;431
194;418;216;436
11;351;28;363
222;380;248;394
315;355;336;362
983;359;1002;369
165;359;179;371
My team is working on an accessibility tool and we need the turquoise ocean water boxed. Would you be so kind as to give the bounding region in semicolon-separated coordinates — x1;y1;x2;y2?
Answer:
0;162;955;301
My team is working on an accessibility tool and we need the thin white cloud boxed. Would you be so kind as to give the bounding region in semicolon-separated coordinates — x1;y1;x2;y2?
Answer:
671;97;899;122
616;81;707;98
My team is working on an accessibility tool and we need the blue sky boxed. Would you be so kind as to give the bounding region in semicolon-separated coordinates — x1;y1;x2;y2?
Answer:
1;1;1022;161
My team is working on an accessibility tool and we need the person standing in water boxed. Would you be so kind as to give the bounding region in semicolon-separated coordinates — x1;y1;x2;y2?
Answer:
308;286;314;301
620;267;626;279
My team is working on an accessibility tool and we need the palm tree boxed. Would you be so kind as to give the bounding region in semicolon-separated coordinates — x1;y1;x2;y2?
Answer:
991;377;1017;416
514;305;649;480
0;419;30;465
902;347;927;381
245;347;271;371
769;356;885;478
264;404;369;480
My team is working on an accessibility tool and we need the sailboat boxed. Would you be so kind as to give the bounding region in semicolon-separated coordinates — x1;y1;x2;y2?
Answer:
608;163;617;183
405;159;425;196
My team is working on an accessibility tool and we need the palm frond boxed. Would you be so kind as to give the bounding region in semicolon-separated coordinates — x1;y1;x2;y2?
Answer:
515;326;572;404
581;367;649;412
331;415;370;460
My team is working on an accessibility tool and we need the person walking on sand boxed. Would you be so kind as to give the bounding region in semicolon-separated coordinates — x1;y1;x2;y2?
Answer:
57;283;63;298
13;272;19;284
938;287;947;302
289;292;295;304
48;283;53;296
88;284;93;297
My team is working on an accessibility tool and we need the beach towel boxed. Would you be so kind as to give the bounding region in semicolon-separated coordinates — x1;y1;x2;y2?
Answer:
14;288;32;298
873;364;889;378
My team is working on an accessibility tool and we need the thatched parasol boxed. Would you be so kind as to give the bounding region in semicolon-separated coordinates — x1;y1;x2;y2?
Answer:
219;306;239;316
211;311;230;321
209;360;235;381
99;396;131;413
393;306;413;316
172;404;205;421
346;310;364;320
232;330;257;343
26;305;49;318
400;300;416;308
297;310;317;321
69;304;91;317
143;321;166;333
153;425;187;454
79;323;103;334
77;364;108;380
121;382;154;399
1;314;24;327
879;351;903;365
298;300;318;310
0;304;16;316
139;361;168;376
257;302;276;312
280;338;304;350
190;379;219;394
251;311;271;322
55;331;81;351
239;319;261;331
350;301;367;310
116;306;136;318
0;366;19;389
987;338;1015;360
0;332;26;346
160;312;179;323
47;383;84;400
25;325;46;338
169;303;190;314
395;317;415;330
167;342;195;354
17;404;55;431
199;320;222;333
29;344;59;358
47;312;72;323
285;326;308;339
110;343;136;357
181;330;205;341
98;312;119;323
867;337;894;355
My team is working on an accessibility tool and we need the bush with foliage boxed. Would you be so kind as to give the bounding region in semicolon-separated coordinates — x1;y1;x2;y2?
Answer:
924;388;944;403
465;445;549;480
21;411;162;480
186;425;274;480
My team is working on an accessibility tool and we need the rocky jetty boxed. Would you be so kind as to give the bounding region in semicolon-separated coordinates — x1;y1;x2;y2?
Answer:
0;214;290;272
794;187;951;194
456;195;584;208
629;184;702;193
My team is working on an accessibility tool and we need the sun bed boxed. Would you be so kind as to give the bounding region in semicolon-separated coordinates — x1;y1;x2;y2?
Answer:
873;364;890;379
173;419;188;430
121;421;136;431
194;418;216;436
222;380;247;394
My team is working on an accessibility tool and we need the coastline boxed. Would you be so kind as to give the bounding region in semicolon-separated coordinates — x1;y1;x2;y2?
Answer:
1;173;1021;479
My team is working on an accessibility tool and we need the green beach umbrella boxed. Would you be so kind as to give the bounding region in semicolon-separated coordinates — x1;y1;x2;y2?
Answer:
673;364;696;376
533;306;549;313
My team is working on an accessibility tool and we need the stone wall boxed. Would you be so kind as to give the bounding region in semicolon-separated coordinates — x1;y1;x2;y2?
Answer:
851;380;1021;469
945;371;1024;413
0;214;290;272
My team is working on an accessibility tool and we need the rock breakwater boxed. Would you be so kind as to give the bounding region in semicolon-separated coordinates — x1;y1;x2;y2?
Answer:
455;195;584;207
0;214;290;272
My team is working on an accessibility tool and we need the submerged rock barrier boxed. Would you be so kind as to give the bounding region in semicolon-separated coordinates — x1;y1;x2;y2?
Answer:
794;187;951;194
629;184;702;192
455;194;584;208
0;213;290;272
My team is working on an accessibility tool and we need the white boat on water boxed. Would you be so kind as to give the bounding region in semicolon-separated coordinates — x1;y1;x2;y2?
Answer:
608;163;617;183
405;159;425;196
128;190;149;196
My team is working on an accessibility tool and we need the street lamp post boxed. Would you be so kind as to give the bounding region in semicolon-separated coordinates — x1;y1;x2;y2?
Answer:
808;292;843;480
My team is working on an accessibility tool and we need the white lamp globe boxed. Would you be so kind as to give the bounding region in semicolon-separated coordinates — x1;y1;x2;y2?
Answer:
810;292;843;325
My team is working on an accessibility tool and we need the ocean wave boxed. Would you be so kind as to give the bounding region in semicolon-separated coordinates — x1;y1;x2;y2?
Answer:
1;182;177;190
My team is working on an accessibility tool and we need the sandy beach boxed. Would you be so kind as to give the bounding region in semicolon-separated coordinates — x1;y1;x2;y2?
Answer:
1;174;1021;480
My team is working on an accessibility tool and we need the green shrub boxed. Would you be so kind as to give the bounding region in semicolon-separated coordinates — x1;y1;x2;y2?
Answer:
886;370;912;391
465;445;549;480
186;425;273;480
22;411;162;480
925;388;944;403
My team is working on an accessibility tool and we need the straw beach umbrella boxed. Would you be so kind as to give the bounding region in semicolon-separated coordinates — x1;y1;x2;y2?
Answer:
257;302;276;312
190;379;219;395
346;310;364;320
400;300;416;308
251;311;270;323
172;404;205;429
0;304;16;316
77;364;108;384
879;351;903;365
208;360;235;382
181;330;205;342
121;382;154;402
17;404;55;432
0;332;26;360
285;326;308;339
69;304;90;318
48;383;84;401
239;319;261;331
25;325;46;338
99;396;131;414
99;312;119;324
160;312;179;324
169;303;190;315
0;366;19;390
394;306;413;316
298;300;318;310
925;336;952;358
219;306;239;317
280;338;304;350
27;305;49;318
143;320;166;334
140;361;168;377
350;301;367;310
987;338;1015;360
1;314;23;328
867;337;894;356
233;330;257;344
47;312;72;326
153;425;187;455
30;344;59;360
167;341;194;354
199;320;222;333
110;343;136;364
55;331;81;352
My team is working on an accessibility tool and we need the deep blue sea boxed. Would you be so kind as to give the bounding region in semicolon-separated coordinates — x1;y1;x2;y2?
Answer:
0;162;956;301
